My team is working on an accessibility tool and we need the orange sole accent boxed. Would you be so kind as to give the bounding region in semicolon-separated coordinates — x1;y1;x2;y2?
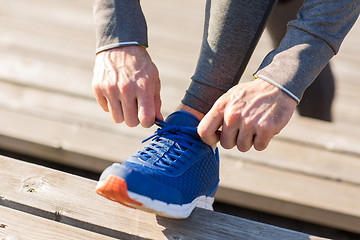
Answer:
96;175;142;208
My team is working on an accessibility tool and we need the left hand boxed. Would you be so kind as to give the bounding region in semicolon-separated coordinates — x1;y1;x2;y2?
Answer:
92;46;162;127
197;78;297;152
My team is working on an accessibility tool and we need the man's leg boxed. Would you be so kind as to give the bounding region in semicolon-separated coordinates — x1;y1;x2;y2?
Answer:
296;63;334;121
181;0;277;115
266;0;335;121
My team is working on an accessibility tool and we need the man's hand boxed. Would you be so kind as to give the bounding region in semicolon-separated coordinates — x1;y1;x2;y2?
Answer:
92;46;163;127
198;79;297;152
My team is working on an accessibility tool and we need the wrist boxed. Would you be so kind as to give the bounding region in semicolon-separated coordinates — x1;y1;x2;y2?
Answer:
254;74;300;104
96;43;147;55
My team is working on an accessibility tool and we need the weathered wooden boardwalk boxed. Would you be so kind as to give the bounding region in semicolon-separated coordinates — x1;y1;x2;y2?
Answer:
0;0;360;237
0;156;328;239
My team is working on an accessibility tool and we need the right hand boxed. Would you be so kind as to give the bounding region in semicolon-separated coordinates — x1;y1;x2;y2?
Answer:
92;46;163;127
198;79;297;152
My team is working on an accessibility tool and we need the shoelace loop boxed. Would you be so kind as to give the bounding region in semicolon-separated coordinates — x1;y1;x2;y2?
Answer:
138;119;200;170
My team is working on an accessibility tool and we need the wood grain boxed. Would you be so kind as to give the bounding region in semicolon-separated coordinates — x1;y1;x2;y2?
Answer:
0;206;117;240
0;156;325;240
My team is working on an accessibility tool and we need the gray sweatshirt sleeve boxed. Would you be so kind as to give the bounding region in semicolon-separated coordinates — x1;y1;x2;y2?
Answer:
93;0;148;53
254;0;360;103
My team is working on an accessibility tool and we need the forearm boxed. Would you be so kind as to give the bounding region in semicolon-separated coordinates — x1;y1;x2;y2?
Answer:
255;0;360;103
93;0;148;53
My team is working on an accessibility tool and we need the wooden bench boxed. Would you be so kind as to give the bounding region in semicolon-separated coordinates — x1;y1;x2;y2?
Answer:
0;156;327;240
1;0;360;236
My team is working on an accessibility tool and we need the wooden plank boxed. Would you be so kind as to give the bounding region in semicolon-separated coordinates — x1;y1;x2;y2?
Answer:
278;116;360;157
0;53;93;98
0;156;325;240
0;206;117;240
0;0;93;31
218;157;360;234
225;135;360;186
0;107;137;172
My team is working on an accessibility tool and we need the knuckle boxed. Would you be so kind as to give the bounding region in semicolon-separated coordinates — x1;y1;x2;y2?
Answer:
112;116;124;124
125;118;140;127
220;140;235;150
254;141;268;151
243;117;256;128
224;111;241;126
197;126;209;138
92;88;102;98
256;121;276;138
203;137;217;147
140;92;152;102
114;119;123;124
252;131;272;152
257;125;272;137
118;81;132;94
127;122;139;127
92;81;100;91
140;115;155;128
213;99;226;111
236;144;250;152
92;81;105;95
107;84;118;93
99;80;118;95
198;130;215;146
236;139;251;152
136;77;151;89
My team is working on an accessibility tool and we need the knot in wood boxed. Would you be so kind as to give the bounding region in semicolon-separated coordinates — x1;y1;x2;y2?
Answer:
22;176;44;193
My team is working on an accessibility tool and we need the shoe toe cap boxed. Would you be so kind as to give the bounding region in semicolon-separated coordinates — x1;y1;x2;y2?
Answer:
100;162;186;204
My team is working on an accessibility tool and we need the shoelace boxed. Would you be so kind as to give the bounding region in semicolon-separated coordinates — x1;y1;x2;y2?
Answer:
137;119;200;170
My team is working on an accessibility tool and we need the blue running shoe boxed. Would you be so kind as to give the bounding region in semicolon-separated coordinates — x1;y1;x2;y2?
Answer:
95;111;220;218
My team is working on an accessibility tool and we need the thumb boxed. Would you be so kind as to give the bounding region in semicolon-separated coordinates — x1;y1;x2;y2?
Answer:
198;107;223;146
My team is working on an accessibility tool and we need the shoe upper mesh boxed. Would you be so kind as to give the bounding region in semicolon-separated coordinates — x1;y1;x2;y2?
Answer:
123;116;220;204
125;151;219;203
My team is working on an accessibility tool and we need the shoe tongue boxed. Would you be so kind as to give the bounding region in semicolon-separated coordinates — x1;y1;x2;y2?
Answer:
165;111;200;127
